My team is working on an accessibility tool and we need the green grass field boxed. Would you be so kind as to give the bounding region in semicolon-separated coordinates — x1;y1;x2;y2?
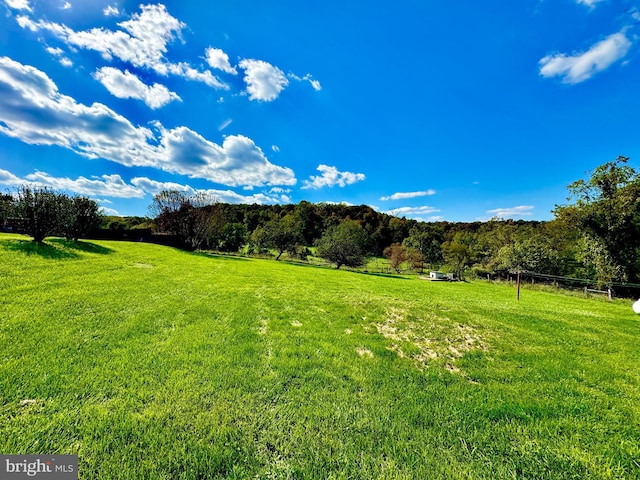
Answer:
1;233;639;479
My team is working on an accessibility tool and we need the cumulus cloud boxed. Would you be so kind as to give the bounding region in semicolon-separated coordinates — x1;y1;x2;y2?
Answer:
16;4;228;89
24;171;143;197
5;0;31;11
205;47;237;74
130;177;289;203
539;32;631;84
0;56;296;188
0;168;21;185
239;59;289;101
93;67;181;109
302;164;365;189
0;168;144;198
103;5;119;17
0;167;292;204
384;206;441;217
486;206;534;219
380;190;436;201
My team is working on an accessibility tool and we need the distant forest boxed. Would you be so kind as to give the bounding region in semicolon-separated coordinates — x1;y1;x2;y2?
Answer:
3;157;639;289
140;156;640;287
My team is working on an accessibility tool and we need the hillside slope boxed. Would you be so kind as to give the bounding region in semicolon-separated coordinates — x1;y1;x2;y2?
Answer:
1;234;638;479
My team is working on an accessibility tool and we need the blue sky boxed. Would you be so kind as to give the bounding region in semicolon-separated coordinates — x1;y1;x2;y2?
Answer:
1;0;639;221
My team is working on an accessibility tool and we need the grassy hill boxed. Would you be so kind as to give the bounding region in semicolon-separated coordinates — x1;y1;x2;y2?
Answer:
0;233;638;479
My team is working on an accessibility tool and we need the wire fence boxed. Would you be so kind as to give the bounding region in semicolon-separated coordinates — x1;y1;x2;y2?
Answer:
492;270;640;300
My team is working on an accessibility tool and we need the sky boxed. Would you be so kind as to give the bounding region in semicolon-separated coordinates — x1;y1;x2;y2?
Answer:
1;0;639;221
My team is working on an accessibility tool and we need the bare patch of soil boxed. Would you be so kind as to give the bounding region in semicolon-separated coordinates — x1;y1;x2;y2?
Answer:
374;307;487;374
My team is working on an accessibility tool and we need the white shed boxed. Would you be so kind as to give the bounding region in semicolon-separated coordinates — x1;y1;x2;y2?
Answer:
429;271;447;281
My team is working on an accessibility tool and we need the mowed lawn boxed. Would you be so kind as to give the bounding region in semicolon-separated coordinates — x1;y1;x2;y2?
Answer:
0;233;638;479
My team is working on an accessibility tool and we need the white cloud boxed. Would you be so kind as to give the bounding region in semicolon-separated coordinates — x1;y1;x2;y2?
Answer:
0;168;21;185
5;0;31;11
0;167;292;205
45;46;73;66
156;126;296;187
539;31;631;84
129;177;288;204
380;190;436;201
218;118;232;131
239;59;289;101
163;62;227;89
205;47;237;74
24;171;143;197
130;177;194;195
16;4;228;89
384;206;441;217
46;47;64;56
288;72;322;91
62;2;71;9
0;168;144;198
103;5;119;17
302;164;365;189
0;56;296;188
486;206;534;219
100;206;120;215
93;67;181;109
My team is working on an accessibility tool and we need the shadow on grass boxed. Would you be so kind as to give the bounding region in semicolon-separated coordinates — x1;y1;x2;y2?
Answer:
49;238;114;255
2;238;114;259
192;251;251;262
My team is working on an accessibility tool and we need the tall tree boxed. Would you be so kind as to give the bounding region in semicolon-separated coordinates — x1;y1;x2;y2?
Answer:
383;243;407;273
0;192;13;229
403;223;444;269
315;220;367;269
554;156;640;283
150;190;222;250
441;231;475;279
263;214;303;260
60;195;102;241
13;186;64;243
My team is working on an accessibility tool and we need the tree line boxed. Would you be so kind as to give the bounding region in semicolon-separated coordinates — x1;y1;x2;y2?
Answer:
2;156;637;287
149;157;640;286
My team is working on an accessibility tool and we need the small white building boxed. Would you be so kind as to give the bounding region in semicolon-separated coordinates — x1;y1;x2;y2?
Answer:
429;271;447;281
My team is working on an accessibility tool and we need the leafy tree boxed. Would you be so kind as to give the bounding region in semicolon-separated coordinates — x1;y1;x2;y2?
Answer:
554;156;640;283
60;195;102;241
442;231;476;279
315;220;367;269
149;190;191;235
406;247;425;273
13;186;64;243
0;192;13;229
217;222;247;252
404;223;444;269
263;214;303;260
383;243;407;273
149;190;222;250
248;226;270;255
293;201;323;245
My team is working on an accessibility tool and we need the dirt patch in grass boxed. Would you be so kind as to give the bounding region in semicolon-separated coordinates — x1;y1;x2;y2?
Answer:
374;307;487;373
